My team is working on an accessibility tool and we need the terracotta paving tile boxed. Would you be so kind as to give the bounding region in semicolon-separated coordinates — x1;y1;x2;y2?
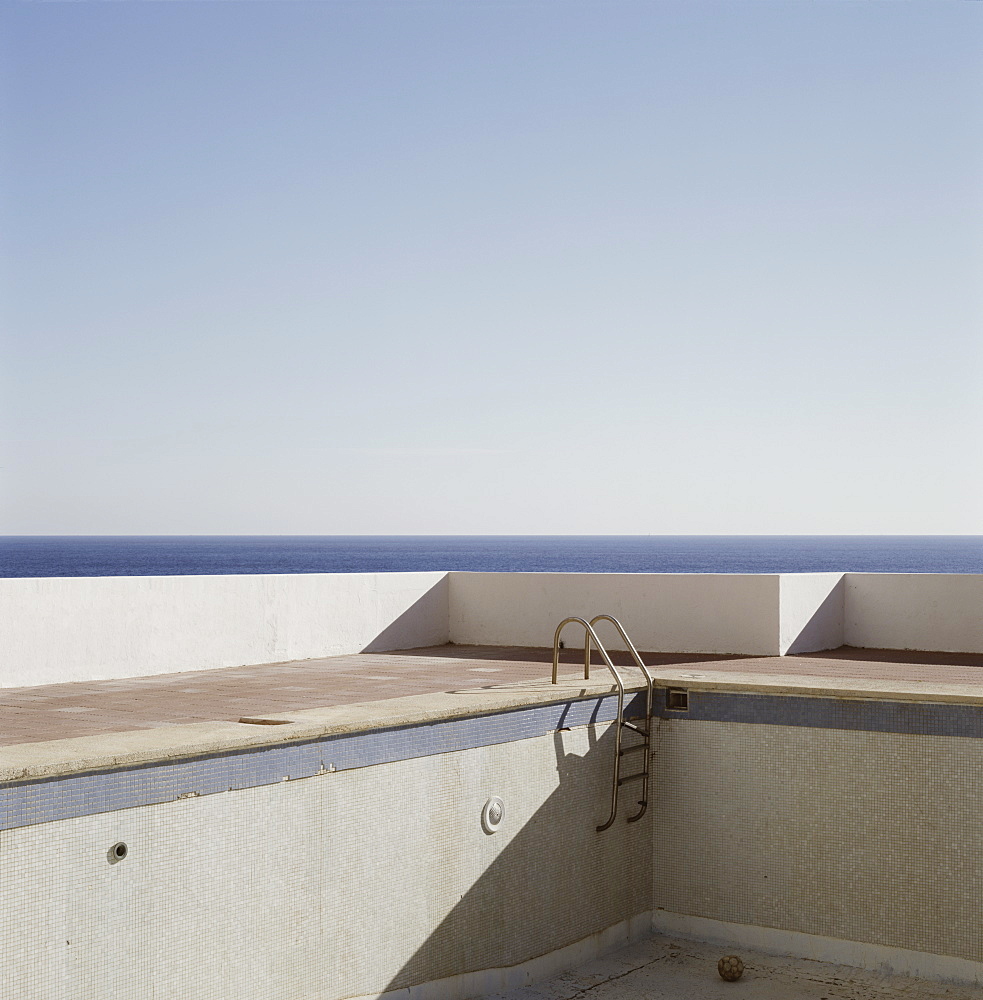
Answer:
0;644;980;749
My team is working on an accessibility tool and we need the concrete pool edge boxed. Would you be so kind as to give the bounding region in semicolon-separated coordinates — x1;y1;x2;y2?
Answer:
0;675;620;783
2;666;982;783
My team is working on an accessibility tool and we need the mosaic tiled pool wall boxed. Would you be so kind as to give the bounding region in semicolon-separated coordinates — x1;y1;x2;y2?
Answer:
0;697;651;1000
650;690;983;967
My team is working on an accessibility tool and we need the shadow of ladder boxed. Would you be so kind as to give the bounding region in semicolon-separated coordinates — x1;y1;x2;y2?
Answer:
551;614;656;832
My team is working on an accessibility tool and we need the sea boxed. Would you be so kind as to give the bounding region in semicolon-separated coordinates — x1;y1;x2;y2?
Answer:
1;535;982;578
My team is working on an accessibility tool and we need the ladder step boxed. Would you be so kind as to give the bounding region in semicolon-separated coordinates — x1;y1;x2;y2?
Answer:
619;744;648;756
618;772;647;786
621;721;647;735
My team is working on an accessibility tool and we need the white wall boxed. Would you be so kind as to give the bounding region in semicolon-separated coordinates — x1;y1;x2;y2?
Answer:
0;573;448;687
449;573;780;655
844;574;983;653
451;572;983;657
5;571;983;689
779;573;844;655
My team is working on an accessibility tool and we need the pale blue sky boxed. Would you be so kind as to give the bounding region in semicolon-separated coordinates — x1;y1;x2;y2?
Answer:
2;1;981;535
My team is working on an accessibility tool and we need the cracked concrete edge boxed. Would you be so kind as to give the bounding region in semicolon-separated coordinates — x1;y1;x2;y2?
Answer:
2;667;980;784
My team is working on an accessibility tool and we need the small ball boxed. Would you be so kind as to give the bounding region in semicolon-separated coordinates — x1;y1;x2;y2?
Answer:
717;955;744;981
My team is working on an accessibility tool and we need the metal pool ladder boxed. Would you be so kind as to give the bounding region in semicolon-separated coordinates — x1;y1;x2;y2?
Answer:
551;615;655;832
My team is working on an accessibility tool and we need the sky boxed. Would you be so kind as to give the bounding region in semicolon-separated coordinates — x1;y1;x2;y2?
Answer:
1;0;981;536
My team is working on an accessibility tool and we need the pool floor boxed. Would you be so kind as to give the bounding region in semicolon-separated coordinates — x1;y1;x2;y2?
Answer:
487;934;980;999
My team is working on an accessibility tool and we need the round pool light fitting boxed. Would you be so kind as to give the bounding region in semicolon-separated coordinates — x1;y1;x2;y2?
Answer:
481;797;505;834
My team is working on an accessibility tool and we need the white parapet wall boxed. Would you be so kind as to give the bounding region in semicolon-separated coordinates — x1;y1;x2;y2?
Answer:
0;572;448;687
4;570;983;689
449;572;782;655
450;572;983;657
844;574;983;653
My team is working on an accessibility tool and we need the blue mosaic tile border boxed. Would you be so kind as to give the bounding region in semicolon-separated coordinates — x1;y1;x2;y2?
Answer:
659;689;983;738
2;687;981;832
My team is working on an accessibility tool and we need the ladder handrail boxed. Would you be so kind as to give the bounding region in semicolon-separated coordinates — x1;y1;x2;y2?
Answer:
551;617;626;831
589;615;654;824
589;614;654;726
551;614;654;830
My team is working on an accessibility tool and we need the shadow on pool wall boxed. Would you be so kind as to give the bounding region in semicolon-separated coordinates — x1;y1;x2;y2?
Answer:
375;717;654;997
372;696;983;997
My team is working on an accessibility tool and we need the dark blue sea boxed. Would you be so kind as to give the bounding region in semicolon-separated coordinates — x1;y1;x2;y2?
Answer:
1;536;982;578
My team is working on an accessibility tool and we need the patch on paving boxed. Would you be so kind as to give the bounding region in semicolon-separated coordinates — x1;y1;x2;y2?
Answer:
487;935;979;999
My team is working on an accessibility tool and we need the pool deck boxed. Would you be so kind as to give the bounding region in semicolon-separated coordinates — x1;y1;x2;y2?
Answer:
1;644;982;781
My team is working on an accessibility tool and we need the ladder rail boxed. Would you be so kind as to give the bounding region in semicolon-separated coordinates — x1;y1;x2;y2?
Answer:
551;614;655;830
589;615;655;824
588;615;654;723
551;617;626;831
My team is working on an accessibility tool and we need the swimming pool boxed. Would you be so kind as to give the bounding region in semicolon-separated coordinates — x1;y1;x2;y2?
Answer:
2;572;982;997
